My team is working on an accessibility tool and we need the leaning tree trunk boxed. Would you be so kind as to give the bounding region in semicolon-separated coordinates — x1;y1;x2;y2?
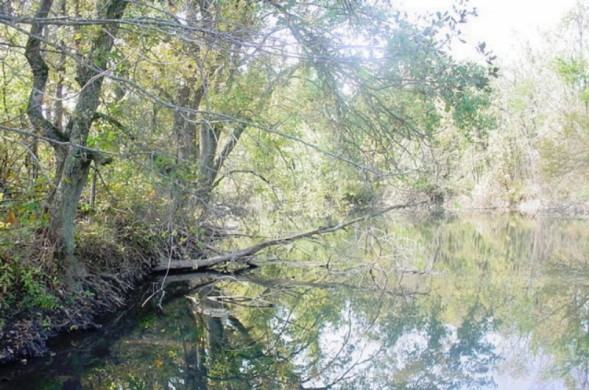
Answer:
25;0;128;285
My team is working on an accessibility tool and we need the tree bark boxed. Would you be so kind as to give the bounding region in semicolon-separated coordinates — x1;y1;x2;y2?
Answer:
175;85;202;164
170;83;203;219
197;121;220;200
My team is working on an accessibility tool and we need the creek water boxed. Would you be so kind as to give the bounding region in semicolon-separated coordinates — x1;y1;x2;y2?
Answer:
2;214;589;389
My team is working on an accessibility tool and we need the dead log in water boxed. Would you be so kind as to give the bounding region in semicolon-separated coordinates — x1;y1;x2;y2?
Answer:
153;201;424;272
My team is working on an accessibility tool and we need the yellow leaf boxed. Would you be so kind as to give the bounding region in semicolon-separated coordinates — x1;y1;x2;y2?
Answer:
7;211;16;225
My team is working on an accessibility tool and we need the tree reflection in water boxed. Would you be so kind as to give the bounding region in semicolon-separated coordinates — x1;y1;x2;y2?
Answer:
3;216;589;389
71;272;508;389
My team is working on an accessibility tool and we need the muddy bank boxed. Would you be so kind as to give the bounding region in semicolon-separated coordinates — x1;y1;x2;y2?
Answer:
0;216;163;366
0;263;155;366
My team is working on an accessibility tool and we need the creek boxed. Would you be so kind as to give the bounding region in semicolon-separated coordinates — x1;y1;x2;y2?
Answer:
1;214;589;389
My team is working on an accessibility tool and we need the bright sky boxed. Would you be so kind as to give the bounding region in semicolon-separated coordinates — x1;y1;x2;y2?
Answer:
400;0;579;63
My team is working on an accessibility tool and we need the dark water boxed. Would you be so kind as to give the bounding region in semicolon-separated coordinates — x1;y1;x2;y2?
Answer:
2;215;589;389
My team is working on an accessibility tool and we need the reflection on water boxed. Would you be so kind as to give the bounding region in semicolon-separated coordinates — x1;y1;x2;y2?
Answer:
3;215;589;389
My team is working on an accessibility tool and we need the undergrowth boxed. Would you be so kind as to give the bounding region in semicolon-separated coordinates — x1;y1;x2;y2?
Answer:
0;211;164;363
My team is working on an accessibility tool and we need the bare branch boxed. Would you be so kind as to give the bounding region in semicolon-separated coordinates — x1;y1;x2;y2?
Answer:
212;169;270;190
212;121;247;175
0;134;53;187
23;0;69;145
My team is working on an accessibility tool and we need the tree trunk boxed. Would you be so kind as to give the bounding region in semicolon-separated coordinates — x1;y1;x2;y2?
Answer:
25;0;128;285
197;121;220;202
175;85;201;164
47;148;92;278
171;83;202;219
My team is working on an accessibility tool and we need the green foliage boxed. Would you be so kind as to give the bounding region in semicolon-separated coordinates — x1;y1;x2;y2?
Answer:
0;254;59;313
539;138;569;179
341;180;378;206
555;57;588;87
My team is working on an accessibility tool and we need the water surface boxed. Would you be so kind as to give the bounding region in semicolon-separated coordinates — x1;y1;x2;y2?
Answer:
2;215;589;389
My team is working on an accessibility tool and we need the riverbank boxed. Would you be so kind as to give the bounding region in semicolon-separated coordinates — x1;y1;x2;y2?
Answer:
0;214;160;365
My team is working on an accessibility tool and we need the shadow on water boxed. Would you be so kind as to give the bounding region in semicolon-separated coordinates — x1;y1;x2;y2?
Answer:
2;215;589;389
0;282;165;389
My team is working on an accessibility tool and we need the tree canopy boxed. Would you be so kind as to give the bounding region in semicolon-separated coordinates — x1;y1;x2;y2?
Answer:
0;0;494;286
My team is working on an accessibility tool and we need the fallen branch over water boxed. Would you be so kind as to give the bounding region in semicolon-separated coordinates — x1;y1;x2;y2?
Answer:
153;201;425;272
